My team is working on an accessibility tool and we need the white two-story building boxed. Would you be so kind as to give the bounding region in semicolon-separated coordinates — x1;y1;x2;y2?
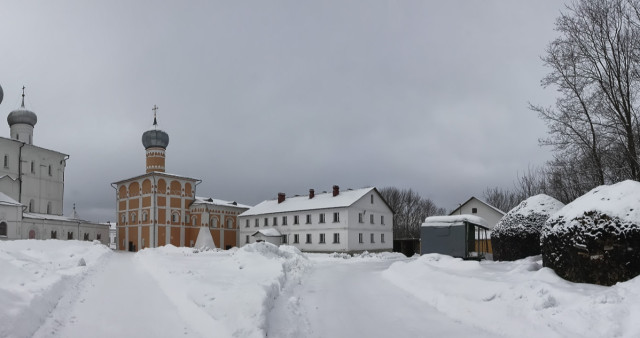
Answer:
239;186;393;253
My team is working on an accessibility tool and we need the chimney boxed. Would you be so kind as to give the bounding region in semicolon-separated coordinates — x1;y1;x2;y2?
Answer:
333;185;339;197
309;189;315;199
277;193;285;204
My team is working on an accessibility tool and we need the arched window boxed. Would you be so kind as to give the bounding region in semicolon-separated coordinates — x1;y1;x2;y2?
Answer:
29;199;34;213
226;218;233;229
171;212;180;224
0;221;7;237
46;202;52;214
130;212;137;223
121;213;126;224
210;217;218;228
142;211;148;222
192;216;197;226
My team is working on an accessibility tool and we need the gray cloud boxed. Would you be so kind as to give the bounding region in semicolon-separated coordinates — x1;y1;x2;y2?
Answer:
0;1;566;222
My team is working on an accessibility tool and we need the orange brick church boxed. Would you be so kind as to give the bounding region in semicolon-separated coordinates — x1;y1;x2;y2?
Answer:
113;107;249;251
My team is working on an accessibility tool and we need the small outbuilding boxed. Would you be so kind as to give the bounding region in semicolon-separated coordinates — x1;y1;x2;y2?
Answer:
251;229;282;246
421;215;490;259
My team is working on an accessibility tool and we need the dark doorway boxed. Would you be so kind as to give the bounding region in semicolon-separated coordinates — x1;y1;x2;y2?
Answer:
128;241;136;252
29;230;36;239
225;245;232;250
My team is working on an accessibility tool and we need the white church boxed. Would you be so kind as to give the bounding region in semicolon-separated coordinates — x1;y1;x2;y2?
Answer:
0;85;108;243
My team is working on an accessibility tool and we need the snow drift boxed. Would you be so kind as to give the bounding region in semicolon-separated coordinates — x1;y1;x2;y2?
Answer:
541;180;640;285
135;242;310;338
383;253;640;337
0;240;112;338
492;194;564;261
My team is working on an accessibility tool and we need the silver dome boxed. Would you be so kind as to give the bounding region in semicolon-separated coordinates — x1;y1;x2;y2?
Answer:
142;129;169;149
8;107;37;127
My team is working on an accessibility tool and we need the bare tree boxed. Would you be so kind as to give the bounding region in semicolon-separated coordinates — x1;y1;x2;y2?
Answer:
379;187;446;240
535;0;640;184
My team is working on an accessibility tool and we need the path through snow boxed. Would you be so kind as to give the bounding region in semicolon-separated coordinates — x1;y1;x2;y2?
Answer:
267;257;494;338
33;252;201;338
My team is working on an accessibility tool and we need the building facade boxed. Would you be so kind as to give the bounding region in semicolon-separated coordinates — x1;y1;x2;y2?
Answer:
239;186;393;253
113;110;248;251
0;87;109;243
449;197;505;229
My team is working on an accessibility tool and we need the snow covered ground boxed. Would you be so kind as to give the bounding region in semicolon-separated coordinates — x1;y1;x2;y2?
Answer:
2;240;640;337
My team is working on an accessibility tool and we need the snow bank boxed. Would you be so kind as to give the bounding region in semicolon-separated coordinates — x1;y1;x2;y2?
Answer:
0;240;112;338
135;242;310;338
541;180;640;285
305;251;406;262
383;254;640;337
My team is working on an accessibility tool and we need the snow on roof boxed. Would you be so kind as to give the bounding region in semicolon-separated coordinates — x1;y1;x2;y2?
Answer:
23;212;107;225
507;194;564;217
192;196;251;209
240;187;376;216
0;136;69;157
0;192;22;207
422;214;489;229
252;229;282;237
549;180;640;227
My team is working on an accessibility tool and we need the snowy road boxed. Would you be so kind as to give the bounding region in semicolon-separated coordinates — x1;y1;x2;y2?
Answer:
267;257;494;338
32;252;201;338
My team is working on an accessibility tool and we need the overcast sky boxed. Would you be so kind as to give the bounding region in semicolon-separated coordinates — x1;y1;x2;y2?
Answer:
0;1;568;222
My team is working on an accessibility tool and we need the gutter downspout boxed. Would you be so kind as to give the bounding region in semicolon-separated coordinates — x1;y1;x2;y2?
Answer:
110;182;118;249
61;155;69;215
18;142;25;203
153;175;157;248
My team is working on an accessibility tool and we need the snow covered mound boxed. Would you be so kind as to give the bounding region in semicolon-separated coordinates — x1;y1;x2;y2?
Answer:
135;242;310;338
541;180;640;285
492;194;564;261
193;226;217;251
0;240;112;338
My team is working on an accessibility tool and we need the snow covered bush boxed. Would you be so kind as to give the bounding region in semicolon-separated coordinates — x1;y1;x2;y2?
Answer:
541;180;640;286
492;194;564;261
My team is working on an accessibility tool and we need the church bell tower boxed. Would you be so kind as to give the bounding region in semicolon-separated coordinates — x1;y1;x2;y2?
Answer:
141;105;169;173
